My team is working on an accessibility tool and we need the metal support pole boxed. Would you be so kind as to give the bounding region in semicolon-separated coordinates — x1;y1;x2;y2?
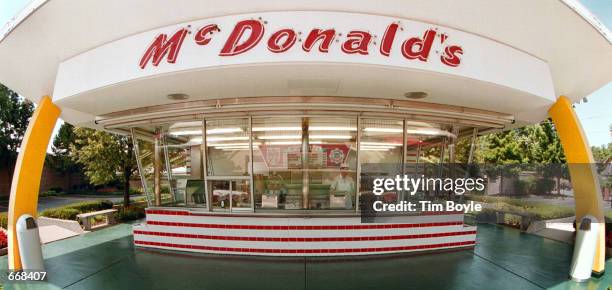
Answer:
161;132;175;203
355;117;361;212
402;119;407;175
202;120;210;211
401;119;407;201
249;116;255;211
301;117;309;209
131;129;151;207
468;128;479;164
154;127;162;206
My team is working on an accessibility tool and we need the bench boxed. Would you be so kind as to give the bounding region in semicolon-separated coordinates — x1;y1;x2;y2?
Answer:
76;209;118;231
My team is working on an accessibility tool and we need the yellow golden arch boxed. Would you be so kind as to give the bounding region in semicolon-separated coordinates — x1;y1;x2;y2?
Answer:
7;95;606;274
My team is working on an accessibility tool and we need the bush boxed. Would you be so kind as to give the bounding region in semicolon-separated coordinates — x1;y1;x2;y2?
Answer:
465;195;574;221
115;206;145;221
40;200;114;221
48;186;63;193
514;179;528;195
40;190;61;197
68;200;114;212
129;188;143;195
40;208;81;220
0;212;7;229
535;178;556;195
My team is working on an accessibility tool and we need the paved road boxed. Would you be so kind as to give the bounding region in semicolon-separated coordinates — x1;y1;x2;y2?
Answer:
0;195;142;212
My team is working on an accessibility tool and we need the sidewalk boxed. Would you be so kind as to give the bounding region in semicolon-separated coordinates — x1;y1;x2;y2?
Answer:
1;222;610;290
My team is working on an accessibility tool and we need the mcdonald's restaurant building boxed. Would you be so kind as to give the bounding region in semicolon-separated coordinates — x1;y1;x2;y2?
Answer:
1;0;610;273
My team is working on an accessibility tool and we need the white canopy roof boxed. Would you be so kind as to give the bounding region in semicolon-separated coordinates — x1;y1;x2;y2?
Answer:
0;0;610;127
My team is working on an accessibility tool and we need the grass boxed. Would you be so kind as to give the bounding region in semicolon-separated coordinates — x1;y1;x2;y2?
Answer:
466;195;575;220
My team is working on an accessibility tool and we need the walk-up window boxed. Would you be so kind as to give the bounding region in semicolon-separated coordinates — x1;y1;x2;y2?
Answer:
130;114;479;212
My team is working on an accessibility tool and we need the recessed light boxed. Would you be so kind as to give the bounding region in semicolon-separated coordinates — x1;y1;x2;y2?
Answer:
404;92;428;99
167;93;190;100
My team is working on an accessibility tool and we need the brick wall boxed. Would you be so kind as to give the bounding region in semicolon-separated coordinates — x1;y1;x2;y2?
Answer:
0;165;88;197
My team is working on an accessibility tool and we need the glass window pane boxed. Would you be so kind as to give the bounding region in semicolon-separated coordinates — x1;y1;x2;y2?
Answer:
308;117;357;210
406;121;454;164
206;119;250;176
210;180;230;210
359;119;403;202
231;180;251;209
134;136;155;206
252;117;303;209
165;121;205;207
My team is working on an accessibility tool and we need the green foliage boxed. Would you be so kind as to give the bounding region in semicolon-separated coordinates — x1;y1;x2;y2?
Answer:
41;208;81;220
46;123;82;185
71;128;137;207
0;83;34;179
513;179;529;195
49;186;64;192
40;200;114;220
592;143;612;163
454;136;481;164
0;212;7;229
115;206;146;221
466;195;574;220
534;178;556;195
529;120;566;164
68;200;114;212
592;143;612;194
40;190;64;197
479;119;565;165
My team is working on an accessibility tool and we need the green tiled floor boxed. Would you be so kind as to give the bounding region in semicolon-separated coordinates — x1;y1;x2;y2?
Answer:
0;222;610;290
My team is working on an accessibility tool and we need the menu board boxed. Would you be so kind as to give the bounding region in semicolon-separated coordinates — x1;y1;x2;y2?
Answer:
259;144;350;170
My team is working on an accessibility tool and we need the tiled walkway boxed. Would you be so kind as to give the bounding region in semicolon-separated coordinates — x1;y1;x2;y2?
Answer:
1;222;610;290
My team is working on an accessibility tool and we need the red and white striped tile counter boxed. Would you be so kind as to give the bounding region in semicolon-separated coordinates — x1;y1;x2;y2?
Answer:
133;209;477;256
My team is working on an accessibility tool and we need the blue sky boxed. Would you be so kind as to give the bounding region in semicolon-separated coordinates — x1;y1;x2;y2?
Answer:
1;0;611;147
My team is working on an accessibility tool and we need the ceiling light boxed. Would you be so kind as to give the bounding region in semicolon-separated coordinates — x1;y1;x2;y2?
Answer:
257;135;302;140
360;142;401;146
167;93;190;100
363;128;403;133
207;142;260;147
214;146;250;150
252;126;301;131
309;135;352;139
361;148;390;151
267;141;302;145
170;130;201;136
207;128;243;134
404;92;428;99
309;126;356;131
360;145;396;149
207;136;249;142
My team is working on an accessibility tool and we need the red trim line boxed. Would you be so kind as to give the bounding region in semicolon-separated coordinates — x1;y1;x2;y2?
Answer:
145;220;463;230
145;209;463;218
134;240;476;253
134;230;477;242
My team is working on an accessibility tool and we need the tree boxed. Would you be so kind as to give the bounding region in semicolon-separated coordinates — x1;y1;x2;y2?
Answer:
479;130;527;194
477;120;567;195
46;123;82;192
526;120;567;195
527;120;566;164
592;143;612;164
0;84;34;186
71;128;137;207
